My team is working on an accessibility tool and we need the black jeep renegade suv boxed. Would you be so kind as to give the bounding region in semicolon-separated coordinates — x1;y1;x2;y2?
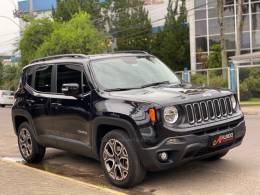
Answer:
12;52;246;188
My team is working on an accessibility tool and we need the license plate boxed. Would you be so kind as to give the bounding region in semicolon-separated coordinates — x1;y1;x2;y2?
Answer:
211;131;234;147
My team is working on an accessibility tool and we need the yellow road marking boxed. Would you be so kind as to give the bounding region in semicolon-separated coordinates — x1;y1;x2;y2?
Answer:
0;158;127;195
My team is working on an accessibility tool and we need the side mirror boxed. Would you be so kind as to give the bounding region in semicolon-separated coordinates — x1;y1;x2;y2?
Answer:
62;83;80;97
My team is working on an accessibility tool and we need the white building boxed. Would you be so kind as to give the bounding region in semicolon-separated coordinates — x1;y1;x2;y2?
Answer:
188;0;260;70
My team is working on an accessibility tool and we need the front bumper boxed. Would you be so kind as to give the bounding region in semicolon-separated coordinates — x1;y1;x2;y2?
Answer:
138;118;246;171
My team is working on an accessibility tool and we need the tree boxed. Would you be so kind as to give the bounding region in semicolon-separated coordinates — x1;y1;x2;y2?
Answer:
0;59;3;88
53;0;104;29
35;12;107;57
152;0;190;71
207;44;222;68
217;0;228;69
107;0;152;51
2;64;21;91
236;0;244;56
19;18;56;66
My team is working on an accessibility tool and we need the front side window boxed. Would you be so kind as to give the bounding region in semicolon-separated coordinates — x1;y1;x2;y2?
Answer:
91;56;180;91
57;64;89;94
35;65;52;93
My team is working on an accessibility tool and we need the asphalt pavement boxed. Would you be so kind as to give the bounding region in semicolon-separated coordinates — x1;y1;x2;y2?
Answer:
1;107;260;195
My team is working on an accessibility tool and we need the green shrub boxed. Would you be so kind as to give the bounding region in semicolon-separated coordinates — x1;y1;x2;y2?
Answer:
240;81;252;101
209;76;228;88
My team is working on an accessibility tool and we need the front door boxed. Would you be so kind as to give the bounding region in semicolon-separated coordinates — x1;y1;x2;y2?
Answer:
50;64;92;148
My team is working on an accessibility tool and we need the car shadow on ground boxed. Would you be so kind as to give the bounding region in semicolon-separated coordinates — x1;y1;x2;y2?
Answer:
19;149;239;195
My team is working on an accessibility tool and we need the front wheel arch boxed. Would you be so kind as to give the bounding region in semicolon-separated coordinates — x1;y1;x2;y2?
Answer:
92;117;142;160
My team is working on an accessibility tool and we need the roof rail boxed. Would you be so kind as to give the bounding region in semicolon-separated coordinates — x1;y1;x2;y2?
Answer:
112;50;149;55
31;54;89;64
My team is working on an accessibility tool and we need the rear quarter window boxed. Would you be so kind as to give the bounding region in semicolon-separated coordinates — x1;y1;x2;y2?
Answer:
25;67;34;87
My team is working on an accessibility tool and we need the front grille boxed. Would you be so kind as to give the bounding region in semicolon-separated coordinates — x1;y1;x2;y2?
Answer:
185;96;233;124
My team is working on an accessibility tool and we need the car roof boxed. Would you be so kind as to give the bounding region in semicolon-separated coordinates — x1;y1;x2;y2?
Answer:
23;51;152;70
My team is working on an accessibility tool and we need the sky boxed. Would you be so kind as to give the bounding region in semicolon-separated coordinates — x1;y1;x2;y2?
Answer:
0;0;19;56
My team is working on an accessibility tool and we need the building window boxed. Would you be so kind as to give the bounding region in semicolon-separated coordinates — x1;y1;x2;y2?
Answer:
241;4;249;14
252;31;260;48
195;10;206;20
209;36;220;49
252;13;260;30
224;6;235;16
208;19;220;35
196;20;207;36
224;17;235;33
225;34;235;50
224;0;234;6
241;49;250;54
196;37;208;52
195;0;206;9
251;2;260;13
208;0;217;9
208;8;218;18
241;32;251;49
227;51;235;58
242;15;250;31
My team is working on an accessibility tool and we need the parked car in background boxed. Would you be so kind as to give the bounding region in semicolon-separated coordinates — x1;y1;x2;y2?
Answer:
0;90;15;107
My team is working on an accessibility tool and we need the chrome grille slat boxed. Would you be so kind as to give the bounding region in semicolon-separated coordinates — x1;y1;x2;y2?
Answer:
200;102;209;121
226;97;233;115
213;99;221;118
193;103;202;123
220;98;228;117
185;104;195;124
185;96;233;124
207;100;215;120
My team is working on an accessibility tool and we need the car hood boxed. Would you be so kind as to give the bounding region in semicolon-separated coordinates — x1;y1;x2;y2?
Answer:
101;85;232;106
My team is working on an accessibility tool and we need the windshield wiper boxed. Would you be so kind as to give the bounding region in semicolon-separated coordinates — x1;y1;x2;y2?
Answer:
104;87;141;92
141;81;171;88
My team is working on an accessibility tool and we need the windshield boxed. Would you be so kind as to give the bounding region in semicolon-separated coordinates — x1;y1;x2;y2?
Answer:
90;56;180;91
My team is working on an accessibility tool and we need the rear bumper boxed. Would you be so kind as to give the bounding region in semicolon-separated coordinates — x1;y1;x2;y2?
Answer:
139;119;246;171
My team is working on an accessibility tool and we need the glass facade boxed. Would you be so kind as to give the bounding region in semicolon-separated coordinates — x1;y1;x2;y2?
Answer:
194;0;260;68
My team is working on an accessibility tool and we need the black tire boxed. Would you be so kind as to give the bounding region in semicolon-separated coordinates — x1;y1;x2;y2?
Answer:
18;122;46;163
203;150;229;161
100;130;146;188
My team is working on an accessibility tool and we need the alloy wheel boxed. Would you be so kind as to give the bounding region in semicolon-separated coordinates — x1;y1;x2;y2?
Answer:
19;128;33;158
103;139;129;181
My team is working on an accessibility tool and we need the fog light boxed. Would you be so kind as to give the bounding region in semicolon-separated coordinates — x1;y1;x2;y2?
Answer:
158;152;168;162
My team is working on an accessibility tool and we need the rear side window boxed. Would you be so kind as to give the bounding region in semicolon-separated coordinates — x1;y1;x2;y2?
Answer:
57;64;89;93
35;65;52;93
25;67;34;86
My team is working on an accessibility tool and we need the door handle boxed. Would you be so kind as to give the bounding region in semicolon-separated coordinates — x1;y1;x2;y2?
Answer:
51;103;62;110
27;99;35;106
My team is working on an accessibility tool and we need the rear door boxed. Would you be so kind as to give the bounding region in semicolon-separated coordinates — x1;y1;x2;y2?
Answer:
50;63;92;149
25;64;55;138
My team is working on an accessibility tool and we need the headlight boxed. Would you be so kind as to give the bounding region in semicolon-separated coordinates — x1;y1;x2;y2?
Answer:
164;106;178;124
231;95;237;109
